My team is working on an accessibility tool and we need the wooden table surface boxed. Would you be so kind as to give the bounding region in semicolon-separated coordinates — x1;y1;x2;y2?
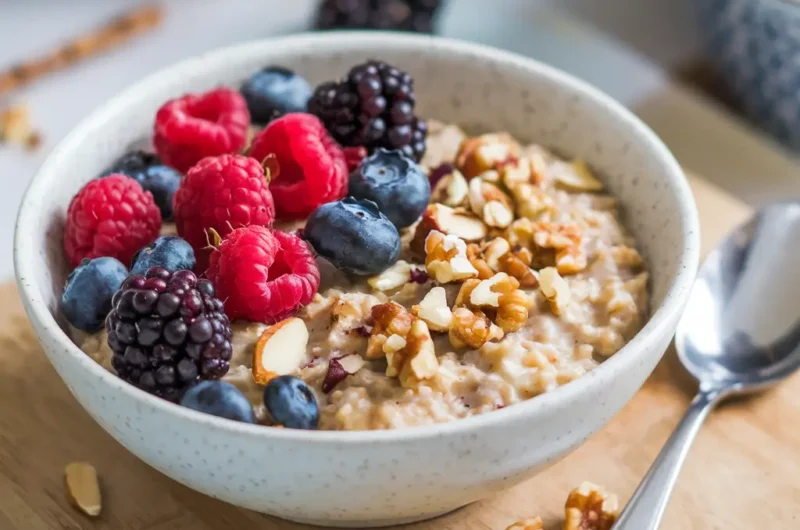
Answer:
1;176;798;530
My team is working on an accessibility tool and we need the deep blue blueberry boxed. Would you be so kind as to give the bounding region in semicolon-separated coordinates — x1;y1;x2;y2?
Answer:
263;375;319;430
240;66;312;125
60;257;128;332
304;197;400;276
348;148;430;228
131;236;196;276
100;150;182;220
180;381;256;423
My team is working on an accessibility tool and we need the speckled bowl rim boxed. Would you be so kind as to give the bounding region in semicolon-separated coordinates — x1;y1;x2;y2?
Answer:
14;32;700;444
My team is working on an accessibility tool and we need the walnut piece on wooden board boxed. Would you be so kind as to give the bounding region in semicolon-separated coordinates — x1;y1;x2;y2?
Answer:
505;516;543;530
64;462;102;517
564;481;619;530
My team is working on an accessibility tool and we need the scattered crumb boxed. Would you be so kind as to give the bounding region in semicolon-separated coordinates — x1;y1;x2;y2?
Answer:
0;104;42;151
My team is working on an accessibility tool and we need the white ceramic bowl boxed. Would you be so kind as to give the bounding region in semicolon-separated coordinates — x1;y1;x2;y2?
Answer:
14;33;699;527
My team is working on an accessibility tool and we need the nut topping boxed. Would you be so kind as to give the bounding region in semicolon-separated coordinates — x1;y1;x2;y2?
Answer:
411;203;488;257
449;306;504;349
564;482;620;530
424;230;479;284
366;301;414;359
539;267;571;316
252;318;309;385
455;132;520;179
430;167;469;207
367;260;413;291
386;318;439;387
64;462;102;517
412;286;454;331
553;159;604;192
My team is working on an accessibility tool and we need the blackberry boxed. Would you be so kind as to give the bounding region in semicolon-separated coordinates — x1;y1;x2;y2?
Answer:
308;60;427;161
314;0;442;33
106;267;233;402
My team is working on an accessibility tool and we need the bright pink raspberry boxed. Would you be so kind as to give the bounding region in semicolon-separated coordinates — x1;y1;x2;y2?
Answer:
249;113;347;220
173;154;275;271
64;174;161;267
206;226;320;323
154;87;250;173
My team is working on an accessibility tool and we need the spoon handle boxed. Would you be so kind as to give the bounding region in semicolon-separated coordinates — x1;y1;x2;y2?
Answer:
612;389;721;530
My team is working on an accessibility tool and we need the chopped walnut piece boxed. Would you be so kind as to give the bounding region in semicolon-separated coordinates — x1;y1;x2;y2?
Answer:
469;272;518;308
424;230;479;284
0;104;41;150
505;218;536;249
501;246;538;288
556;245;588;275
366;301;414;359
449;307;504;349
411;203;488;257
367;260;412;291
466;243;494;280
564;482;620;530
412;286;453;331
454;278;480;308
505;516;543;530
386;319;439;388
496;288;534;333
467;237;511;280
455;132;520;179
539;267;571;316
533;222;582;250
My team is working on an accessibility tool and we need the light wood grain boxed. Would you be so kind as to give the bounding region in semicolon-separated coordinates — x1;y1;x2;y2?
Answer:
1;175;798;530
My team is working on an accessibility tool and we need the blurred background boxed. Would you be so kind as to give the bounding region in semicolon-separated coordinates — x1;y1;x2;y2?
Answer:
1;0;799;280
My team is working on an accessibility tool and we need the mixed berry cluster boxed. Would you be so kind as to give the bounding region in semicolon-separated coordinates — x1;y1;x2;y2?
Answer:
58;59;433;428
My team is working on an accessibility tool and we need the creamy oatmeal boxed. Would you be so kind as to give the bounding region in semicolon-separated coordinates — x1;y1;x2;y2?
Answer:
81;120;648;430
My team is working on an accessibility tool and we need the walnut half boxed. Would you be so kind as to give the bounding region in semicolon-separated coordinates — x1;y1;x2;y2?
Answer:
564;482;620;530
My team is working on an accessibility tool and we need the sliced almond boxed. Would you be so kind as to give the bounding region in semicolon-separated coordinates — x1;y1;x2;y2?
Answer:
65;462;101;517
367;260;412;291
468;177;487;215
554;159;604;192
411;204;487;256
337;353;366;374
539;267;572;315
412;286;454;331
252;318;309;384
431;168;469;207
483;201;514;228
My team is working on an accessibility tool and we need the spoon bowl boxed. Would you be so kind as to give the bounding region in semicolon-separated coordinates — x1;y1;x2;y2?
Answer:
614;202;800;530
676;201;800;394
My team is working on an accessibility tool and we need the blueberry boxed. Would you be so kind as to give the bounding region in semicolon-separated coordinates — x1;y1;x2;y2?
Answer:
305;197;400;275
131;236;196;276
348;148;430;228
263;375;319;429
100;151;182;220
60;257;128;332
180;380;256;423
240;66;312;125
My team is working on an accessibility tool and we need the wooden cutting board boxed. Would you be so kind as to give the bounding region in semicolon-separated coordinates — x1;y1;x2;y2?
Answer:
1;175;798;530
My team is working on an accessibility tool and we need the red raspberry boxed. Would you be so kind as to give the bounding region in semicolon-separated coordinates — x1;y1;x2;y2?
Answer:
64;174;161;267
154;87;250;173
173;154;275;271
249;113;347;220
207;226;320;323
343;146;367;172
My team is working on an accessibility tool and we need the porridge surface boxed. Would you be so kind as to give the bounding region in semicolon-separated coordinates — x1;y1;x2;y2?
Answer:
82;120;648;430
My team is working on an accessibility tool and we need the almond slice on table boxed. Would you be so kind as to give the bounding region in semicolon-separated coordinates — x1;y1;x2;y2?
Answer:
252;317;309;385
64;462;101;517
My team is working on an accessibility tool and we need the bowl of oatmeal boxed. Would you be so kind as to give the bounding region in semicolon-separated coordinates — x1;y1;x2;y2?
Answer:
14;32;699;526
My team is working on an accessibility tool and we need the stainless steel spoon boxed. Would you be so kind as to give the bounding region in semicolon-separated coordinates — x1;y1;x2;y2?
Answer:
613;202;800;530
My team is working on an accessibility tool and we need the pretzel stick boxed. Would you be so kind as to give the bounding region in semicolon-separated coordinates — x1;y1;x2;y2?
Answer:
0;4;164;95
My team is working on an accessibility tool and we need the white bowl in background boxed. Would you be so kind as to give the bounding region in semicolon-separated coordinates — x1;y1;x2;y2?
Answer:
14;32;699;527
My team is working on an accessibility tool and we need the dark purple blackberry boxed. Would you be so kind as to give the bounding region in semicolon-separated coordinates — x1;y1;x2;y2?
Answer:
106;267;233;402
314;0;442;33
308;60;427;162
